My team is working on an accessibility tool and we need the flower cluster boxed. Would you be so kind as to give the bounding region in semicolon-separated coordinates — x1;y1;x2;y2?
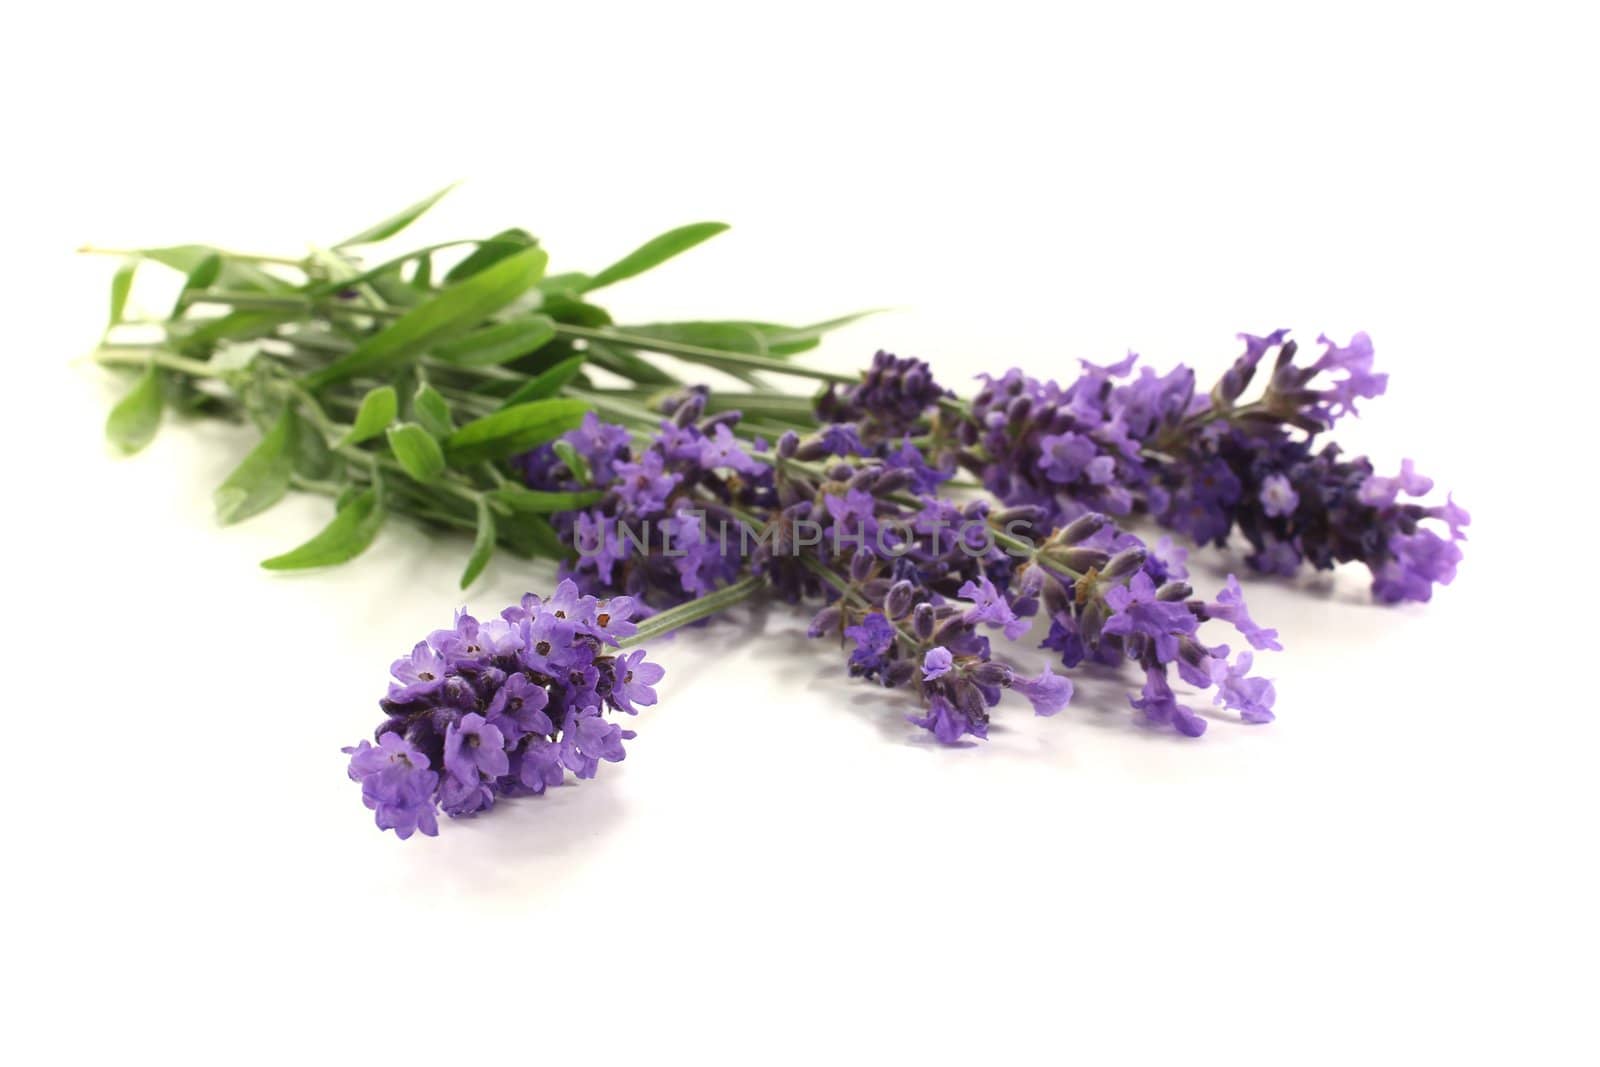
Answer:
1134;331;1468;602
342;581;662;838
1028;515;1280;736
815;349;950;439
929;331;1466;603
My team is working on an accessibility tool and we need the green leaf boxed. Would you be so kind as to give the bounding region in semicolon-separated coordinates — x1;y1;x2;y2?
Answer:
170;252;222;318
445;228;538;284
552;439;591;485
177;308;303;353
444;397;590;465
500;354;586;407
335;183;458;248
138;245;292;293
538;291;613;327
214;408;298;524
583;341;681;385
306;246;549;388
434;315;556;368
760;311;884;355
499;512;571;560
293;415;336;480
104;362;165;454
460;497;496;589
619;312;882;358
411;253;433;289
411;385;454;438
386;422;446;483
340;385;398;446
261;481;387;570
490;485;605;513
108;259;137;329
585;222;728;291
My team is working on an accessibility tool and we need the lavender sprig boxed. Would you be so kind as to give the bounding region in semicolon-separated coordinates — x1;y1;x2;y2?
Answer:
343;580;670;838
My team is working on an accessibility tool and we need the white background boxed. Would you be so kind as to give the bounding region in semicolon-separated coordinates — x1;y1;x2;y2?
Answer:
3;2;1595;1063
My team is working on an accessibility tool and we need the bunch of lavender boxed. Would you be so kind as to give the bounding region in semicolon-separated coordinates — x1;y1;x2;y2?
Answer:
911;332;1467;603
1131;331;1468;603
90;185;865;589
343;579;696;838
526;379;1278;744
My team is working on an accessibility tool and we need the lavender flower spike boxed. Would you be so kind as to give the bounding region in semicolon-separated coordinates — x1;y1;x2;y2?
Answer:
343;580;662;838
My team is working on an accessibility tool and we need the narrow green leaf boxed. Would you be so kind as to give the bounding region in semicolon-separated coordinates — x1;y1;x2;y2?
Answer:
177;308;303;353
411;253;433;289
293;416;336;480
585;222;729;291
138;245;292;292
340;385;398;446
445;228;538;284
108;259;137;329
386;422;446;483
500;354;586;407
411;385;454;438
171;252;222;318
539;291;614;327
444;397;590;465
104;363;164;454
584;342;681;386
552;439;591;485
490;485;605;513
306;246;549;388
460;497;496;589
434;316;557;367
214;409;298;524
335;182;458;248
261;482;387;570
617;321;767;354
499;512;571;560
760;311;885;355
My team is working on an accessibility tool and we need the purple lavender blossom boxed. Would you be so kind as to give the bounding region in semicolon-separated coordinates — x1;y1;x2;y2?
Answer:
344;581;664;838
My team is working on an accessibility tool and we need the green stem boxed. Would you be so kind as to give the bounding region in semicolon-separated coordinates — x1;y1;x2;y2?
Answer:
78;245;305;268
555;324;857;385
620;574;766;646
95;346;223;378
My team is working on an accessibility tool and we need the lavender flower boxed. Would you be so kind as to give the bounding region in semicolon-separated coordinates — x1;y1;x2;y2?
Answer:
343;580;662;838
946;331;1467;603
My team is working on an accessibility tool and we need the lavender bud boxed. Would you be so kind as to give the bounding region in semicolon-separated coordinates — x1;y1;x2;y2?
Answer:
795;437;828;461
885;580;915;619
1041;576;1072;616
884;659;917;688
777;429;799;459
1101;547;1147;580
932;614;969;644
375;715;409;740
1274;338;1299;369
672;393;707;427
969;661;1014;688
807;606;842;638
911;603;936;640
1056;512;1109;545
992;505;1045;527
849;549;875;583
871;468;913;496
847;468;880;493
862;577;893;602
1155;580;1193;602
1005;395;1033;423
1040;544;1110;574
828;462;855;482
